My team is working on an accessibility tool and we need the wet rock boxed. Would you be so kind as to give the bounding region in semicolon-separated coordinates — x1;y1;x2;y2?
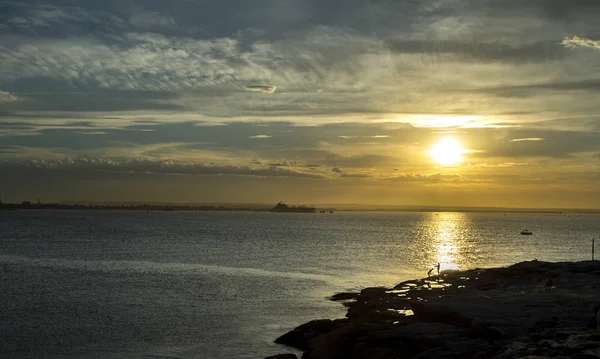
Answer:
264;354;298;359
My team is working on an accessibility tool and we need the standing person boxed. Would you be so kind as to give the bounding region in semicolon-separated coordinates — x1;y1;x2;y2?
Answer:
436;263;441;275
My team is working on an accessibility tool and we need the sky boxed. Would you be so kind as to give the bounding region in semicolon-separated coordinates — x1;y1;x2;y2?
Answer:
1;0;600;208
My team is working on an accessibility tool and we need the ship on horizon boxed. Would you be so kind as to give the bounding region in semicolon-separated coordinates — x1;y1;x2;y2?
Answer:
270;201;316;213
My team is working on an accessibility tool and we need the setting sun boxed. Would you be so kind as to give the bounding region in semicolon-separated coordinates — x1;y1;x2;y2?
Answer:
429;138;465;166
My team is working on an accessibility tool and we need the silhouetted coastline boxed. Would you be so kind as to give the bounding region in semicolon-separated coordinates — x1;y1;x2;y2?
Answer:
267;260;600;359
0;202;270;212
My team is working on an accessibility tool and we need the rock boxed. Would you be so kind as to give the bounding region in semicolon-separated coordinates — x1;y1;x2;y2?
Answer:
330;292;360;301
359;287;388;301
270;260;600;359
410;302;472;328
567;261;600;274
275;319;342;351
411;339;492;359
475;281;498;291
302;323;361;359
264;354;298;359
544;269;562;278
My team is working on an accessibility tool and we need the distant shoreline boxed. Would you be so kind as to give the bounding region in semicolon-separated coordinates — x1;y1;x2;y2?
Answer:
1;203;599;214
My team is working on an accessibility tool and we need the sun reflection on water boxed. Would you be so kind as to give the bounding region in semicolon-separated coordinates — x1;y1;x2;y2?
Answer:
427;212;472;272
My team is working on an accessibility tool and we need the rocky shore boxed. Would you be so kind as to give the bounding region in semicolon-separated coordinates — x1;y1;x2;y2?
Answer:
265;260;600;359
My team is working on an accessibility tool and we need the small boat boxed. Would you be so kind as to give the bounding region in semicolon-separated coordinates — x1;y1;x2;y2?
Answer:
520;229;533;235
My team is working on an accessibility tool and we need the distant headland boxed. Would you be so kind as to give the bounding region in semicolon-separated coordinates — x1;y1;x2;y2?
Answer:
0;199;334;213
0;198;598;214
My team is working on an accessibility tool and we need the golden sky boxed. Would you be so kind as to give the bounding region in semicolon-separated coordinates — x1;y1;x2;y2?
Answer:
1;1;599;208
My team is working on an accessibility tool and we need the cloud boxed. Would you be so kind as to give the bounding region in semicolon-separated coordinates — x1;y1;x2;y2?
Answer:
562;36;600;50
0;91;20;102
268;160;299;167
129;12;178;30
248;135;273;139
340;173;371;178
74;131;108;135
246;85;277;94
7;157;323;179
389;173;463;183
510;137;545;142
331;167;342;173
386;39;567;64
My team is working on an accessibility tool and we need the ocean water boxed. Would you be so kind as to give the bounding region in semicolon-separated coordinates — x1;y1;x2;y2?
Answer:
1;210;599;358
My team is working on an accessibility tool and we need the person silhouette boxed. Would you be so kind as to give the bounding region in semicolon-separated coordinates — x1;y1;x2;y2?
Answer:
436;263;441;275
427;267;434;278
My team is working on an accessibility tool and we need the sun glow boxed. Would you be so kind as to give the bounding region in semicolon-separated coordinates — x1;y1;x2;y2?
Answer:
429;138;465;166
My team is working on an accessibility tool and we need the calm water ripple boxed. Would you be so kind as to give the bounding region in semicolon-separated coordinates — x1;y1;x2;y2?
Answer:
1;210;598;358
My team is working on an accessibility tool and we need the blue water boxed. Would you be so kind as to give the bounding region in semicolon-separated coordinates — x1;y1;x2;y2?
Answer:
1;210;599;358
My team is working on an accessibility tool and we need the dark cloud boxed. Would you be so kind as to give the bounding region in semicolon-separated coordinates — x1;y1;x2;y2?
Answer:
385;40;567;64
1;91;182;112
3;158;324;179
469;80;600;98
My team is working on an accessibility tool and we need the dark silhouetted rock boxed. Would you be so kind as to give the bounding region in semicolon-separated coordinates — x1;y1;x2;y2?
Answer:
275;319;343;351
270;261;600;359
359;287;388;301
410;302;472;328
264;354;298;359
475;281;498;291
330;292;360;301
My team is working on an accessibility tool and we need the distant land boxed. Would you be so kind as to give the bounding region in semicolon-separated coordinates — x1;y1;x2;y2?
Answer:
1;200;599;214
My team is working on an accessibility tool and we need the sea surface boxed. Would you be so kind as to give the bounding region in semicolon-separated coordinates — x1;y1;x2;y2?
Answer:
1;210;599;358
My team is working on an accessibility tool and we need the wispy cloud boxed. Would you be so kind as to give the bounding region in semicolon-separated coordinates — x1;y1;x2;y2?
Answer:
340;173;371;178
562;36;600;50
129;11;178;30
246;85;277;94
268;160;299;167
248;135;273;139
0;91;20;102
510;137;545;142
389;173;463;183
